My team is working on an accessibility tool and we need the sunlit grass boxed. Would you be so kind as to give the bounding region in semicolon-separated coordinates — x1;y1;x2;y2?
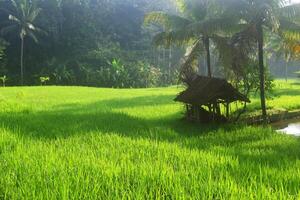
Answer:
238;79;300;113
0;80;300;199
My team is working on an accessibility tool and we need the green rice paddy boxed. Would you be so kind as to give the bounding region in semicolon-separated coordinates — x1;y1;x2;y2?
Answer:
0;80;300;199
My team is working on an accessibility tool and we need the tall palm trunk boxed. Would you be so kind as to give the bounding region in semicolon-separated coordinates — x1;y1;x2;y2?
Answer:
20;36;24;86
168;48;172;82
257;23;267;122
204;36;212;78
285;62;288;82
204;36;213;113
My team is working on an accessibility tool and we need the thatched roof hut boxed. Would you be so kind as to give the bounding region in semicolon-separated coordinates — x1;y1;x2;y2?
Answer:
175;75;250;123
175;75;250;106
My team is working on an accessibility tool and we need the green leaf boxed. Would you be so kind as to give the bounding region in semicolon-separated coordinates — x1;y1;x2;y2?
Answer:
144;12;190;30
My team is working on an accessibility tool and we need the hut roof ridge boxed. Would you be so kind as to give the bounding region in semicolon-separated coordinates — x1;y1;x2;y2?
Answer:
175;75;250;106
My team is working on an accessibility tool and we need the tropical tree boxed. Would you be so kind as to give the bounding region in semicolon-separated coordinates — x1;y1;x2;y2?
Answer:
1;0;43;85
267;34;299;82
217;0;300;122
144;0;239;83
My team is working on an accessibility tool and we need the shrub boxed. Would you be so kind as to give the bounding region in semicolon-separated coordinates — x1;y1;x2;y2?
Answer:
40;76;50;86
0;75;7;87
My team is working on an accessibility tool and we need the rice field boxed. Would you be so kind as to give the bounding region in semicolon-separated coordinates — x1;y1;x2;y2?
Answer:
0;80;300;199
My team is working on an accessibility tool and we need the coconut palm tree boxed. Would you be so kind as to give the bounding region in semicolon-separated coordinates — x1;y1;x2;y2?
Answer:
267;35;298;82
217;0;300;122
144;0;240;83
1;0;43;85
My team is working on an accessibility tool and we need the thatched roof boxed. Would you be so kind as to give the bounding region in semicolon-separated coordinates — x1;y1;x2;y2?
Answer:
175;75;250;106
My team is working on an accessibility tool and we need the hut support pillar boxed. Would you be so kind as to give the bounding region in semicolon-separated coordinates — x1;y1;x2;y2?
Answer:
186;104;189;117
212;104;215;121
226;102;229;118
216;104;221;116
196;106;200;122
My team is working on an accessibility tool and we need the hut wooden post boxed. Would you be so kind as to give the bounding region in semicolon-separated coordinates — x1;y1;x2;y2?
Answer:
212;103;216;121
196;106;200;122
186;104;189;117
226;102;230;118
216;103;221;116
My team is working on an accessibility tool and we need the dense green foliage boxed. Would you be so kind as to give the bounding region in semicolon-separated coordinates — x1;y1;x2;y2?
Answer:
0;0;299;90
0;80;300;199
0;0;181;87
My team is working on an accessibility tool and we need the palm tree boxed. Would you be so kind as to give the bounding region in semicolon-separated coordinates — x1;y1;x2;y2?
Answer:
267;35;297;82
1;0;43;85
218;0;300;122
144;0;239;82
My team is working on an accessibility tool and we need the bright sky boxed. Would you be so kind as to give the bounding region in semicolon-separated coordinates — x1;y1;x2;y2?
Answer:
291;0;300;4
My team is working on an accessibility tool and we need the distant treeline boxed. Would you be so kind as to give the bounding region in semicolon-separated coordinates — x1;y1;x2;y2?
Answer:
0;0;183;87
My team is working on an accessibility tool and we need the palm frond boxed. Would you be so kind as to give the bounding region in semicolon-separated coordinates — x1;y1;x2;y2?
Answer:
144;12;190;30
28;7;42;21
8;14;20;23
27;30;38;43
214;25;257;78
10;0;18;11
175;0;208;21
212;35;232;70
179;39;204;84
152;29;196;47
279;18;300;40
33;26;47;35
187;16;245;37
214;0;249;18
20;0;26;19
267;34;298;60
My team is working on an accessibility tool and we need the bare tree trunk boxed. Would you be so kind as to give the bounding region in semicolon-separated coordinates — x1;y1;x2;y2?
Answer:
204;36;213;113
204;36;212;78
257;23;267;123
226;102;229;118
168;48;172;82
285;61;288;82
155;48;158;66
163;48;166;78
20;37;24;86
158;48;160;66
154;49;156;66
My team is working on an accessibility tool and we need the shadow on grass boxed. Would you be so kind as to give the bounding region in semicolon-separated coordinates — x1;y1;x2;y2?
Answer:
0;99;224;141
273;88;300;96
53;94;177;111
0;94;300;170
291;82;300;86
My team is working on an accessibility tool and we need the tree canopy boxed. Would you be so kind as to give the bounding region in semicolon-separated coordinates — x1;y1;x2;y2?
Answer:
0;0;299;97
0;0;179;87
